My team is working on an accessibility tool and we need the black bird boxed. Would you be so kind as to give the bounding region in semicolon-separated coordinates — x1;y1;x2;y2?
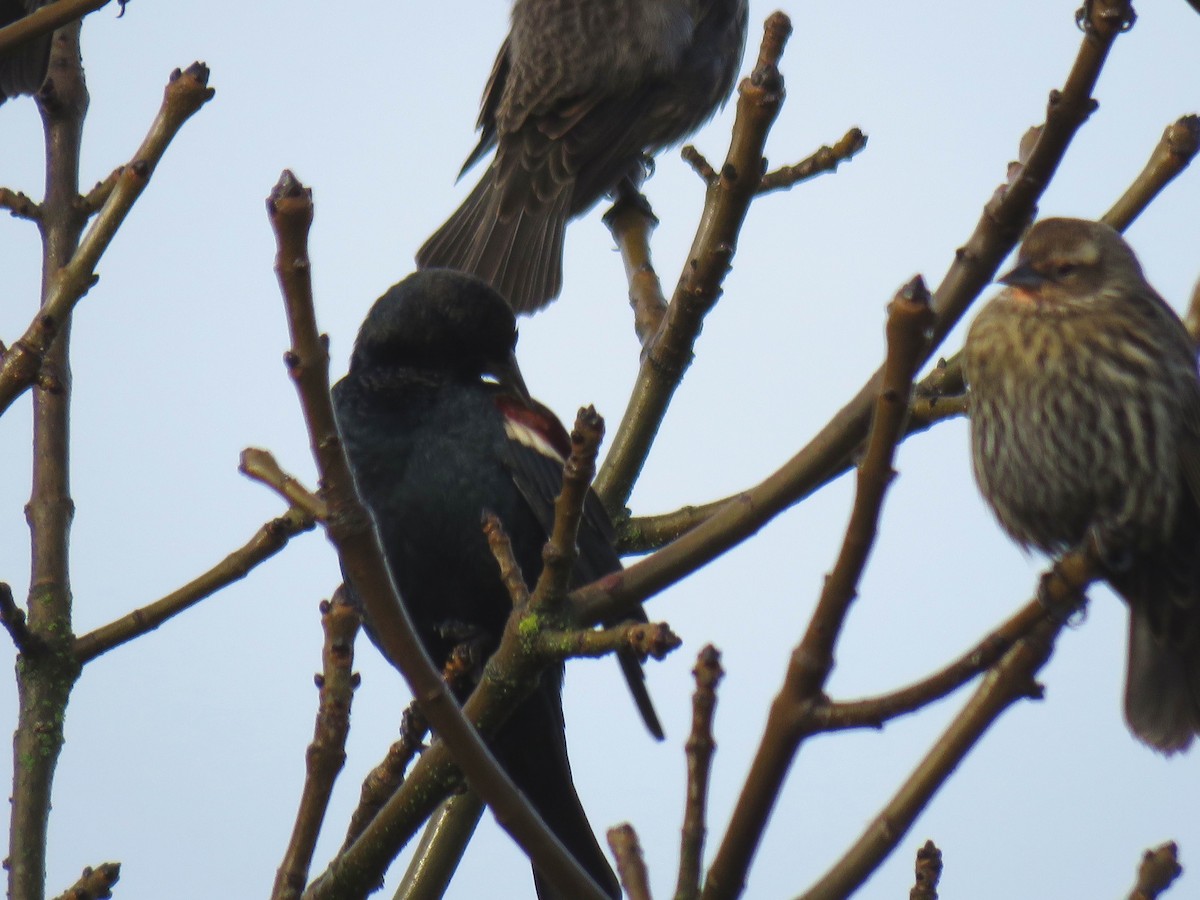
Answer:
416;0;749;314
332;269;661;898
0;0;51;105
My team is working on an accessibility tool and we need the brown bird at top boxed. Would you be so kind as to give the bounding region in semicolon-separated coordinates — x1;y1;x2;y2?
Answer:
416;0;749;314
964;217;1200;754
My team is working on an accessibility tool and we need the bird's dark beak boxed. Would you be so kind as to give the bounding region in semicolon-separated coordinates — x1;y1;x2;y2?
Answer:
488;350;532;403
998;261;1047;290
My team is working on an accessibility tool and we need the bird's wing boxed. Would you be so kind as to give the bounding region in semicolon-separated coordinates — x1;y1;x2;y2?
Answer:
494;393;664;739
486;2;704;217
458;37;509;178
1150;290;1200;510
1179;386;1200;512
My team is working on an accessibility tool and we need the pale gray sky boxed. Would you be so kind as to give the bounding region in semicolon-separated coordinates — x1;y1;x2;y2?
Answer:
1;2;1199;898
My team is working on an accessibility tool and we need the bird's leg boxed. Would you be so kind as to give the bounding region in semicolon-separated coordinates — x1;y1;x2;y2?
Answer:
1087;518;1137;574
605;174;658;224
434;620;495;687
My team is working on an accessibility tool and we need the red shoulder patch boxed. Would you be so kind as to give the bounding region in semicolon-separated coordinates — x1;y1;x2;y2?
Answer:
494;395;571;461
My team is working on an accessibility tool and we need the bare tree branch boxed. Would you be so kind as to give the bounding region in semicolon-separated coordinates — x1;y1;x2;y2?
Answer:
617;497;732;555
0;186;39;220
73;508;314;664
1127;842;1182;900
815;596;1048;731
239;448;329;521
795;549;1099;900
1103;115;1200;231
537;620;680;662
0;62;214;419
79;168;122;216
272;589;361;900
909;841;942;900
392;794;486;900
675;645;723;900
757;127;868;195
341;645;475;853
531;406;605;607
0;582;33;653
341;697;434;851
49;862;120;900
700;276;933;900
604;187;668;345
10;25;90;900
594;12;793;512
608;824;653;900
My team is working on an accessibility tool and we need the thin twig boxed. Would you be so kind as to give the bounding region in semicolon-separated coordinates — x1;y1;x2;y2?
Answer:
537;620;680;662
1103;115;1199;231
79;167;123;216
340;701;432;852
73;508;314;664
814;596;1047;731
272;589;361;900
675;646;723;900
621;364;965;557
757;127;868;195
49;862;121;900
795;549;1099;900
603;187;668;345
608;824;653;900
239;448;329;521
0;187;40;220
484;512;532;607
617;498;733;555
9;25;89;900
0;62;214;419
681;146;718;183
0;582;33;653
594;12;793;512
1127;842;1182;900
909;841;942;900
531;406;605;608
700;276;933;900
392;794;486;900
341;646;475;853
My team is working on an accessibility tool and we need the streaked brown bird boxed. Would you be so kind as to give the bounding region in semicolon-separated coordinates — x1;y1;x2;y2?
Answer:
964;217;1200;754
416;0;749;314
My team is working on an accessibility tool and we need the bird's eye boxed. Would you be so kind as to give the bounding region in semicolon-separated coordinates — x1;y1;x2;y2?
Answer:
1054;263;1078;278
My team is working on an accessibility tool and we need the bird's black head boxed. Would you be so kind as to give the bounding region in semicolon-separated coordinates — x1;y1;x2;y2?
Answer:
998;217;1145;302
350;269;528;395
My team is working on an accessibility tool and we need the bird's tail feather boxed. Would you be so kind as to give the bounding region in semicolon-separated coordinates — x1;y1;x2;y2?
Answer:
0;30;51;105
416;170;568;315
494;674;620;900
1124;604;1200;754
618;648;664;741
